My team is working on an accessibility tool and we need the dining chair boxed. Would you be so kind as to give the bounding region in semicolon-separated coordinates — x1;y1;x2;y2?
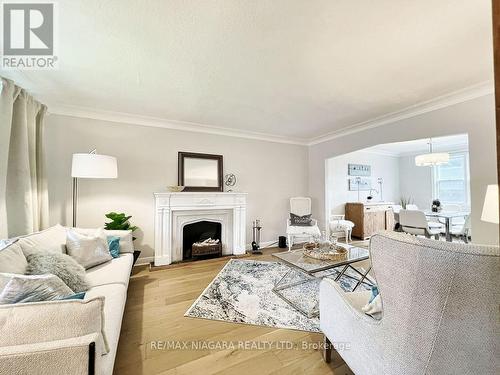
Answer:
405;204;419;210
439;204;466;226
450;215;472;243
399;209;443;240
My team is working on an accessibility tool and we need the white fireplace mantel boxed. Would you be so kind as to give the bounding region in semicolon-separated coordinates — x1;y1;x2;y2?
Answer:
153;192;247;266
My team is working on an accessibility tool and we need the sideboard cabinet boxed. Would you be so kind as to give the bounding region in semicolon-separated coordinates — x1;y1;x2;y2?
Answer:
345;202;395;240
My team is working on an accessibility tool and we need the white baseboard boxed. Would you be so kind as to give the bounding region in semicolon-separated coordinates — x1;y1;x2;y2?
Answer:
245;240;279;251
134;256;154;266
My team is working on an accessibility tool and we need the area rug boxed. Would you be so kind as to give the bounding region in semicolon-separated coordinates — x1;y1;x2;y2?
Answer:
185;259;371;332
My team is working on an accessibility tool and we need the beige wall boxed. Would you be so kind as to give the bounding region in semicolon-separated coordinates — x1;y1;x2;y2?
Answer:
309;94;499;245
44;115;308;261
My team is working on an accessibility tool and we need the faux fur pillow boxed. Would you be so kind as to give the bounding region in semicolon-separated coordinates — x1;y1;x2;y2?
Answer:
26;252;89;293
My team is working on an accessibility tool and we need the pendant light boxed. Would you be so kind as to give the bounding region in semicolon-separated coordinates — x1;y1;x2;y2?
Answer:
415;138;450;167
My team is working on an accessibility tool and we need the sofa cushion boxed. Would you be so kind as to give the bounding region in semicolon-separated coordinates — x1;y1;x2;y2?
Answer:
17;224;67;256
0;241;28;274
85;254;133;288
74;228;134;254
0;297;109;355
85;284;128;375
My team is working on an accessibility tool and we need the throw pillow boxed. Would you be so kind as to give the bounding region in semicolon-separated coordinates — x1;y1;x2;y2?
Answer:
0;240;28;274
290;213;312;226
74;228;134;254
0;273;74;304
17;224;68;256
66;228;112;269
26;251;89;293
107;236;121;258
362;294;383;320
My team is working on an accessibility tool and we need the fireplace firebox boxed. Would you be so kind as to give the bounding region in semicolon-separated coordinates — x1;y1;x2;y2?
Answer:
183;221;222;260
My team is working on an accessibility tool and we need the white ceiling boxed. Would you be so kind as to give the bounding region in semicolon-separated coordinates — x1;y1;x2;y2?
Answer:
0;0;494;144
364;134;469;156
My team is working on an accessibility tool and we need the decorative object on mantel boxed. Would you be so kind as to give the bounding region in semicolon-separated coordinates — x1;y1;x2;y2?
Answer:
104;212;138;240
178;152;223;192
415;138;450;166
167;185;185;192
224;173;237;192
432;199;442;213
71;150;118;227
348;163;371;176
251;220;263;254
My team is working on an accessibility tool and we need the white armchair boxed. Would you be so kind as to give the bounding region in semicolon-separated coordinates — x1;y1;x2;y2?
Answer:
286;197;321;251
320;231;499;374
329;214;354;243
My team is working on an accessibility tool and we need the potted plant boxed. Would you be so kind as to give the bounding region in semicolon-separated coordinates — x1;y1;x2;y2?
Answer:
104;212;138;240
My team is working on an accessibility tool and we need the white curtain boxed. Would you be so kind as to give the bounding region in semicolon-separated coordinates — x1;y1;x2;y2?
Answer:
0;77;49;238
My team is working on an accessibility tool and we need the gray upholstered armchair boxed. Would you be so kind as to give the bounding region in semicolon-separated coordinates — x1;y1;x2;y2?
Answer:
320;231;499;375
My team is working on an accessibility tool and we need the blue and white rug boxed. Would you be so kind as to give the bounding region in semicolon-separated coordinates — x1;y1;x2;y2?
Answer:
185;259;371;332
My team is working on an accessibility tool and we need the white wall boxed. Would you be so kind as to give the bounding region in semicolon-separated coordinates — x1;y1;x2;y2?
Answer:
398;154;433;209
309;94;499;245
44;114;308;261
326;151;400;215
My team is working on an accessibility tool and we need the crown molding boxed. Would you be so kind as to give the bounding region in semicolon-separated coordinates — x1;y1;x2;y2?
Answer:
307;81;494;146
47;81;493;147
47;104;309;146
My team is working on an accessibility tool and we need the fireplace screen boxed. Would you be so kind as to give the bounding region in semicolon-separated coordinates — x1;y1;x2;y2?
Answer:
182;221;222;260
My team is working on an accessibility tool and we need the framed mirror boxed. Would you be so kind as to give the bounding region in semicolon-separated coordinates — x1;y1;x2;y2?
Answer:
178;152;223;192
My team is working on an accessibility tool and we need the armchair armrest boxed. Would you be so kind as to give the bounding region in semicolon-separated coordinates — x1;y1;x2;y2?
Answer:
0;333;100;375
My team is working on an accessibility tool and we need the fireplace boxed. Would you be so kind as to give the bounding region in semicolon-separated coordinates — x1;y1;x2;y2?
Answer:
154;192;247;266
183;220;222;260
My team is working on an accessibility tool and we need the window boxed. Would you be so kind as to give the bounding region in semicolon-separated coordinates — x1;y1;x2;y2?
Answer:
432;152;470;209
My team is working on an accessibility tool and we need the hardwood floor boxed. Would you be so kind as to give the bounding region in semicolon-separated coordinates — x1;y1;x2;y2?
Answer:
114;247;354;375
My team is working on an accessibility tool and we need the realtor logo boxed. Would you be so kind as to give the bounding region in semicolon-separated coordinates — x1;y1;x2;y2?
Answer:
2;2;58;69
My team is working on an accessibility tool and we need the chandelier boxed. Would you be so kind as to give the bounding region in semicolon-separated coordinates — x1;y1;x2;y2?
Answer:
415;138;450;167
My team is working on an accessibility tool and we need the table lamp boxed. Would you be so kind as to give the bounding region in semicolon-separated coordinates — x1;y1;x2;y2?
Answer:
481;184;499;224
71;150;118;227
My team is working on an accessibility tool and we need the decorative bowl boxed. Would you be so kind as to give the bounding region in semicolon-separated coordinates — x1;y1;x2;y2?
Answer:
167;186;185;192
303;242;348;261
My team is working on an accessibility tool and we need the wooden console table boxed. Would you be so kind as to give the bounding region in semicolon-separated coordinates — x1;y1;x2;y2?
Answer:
345;202;394;240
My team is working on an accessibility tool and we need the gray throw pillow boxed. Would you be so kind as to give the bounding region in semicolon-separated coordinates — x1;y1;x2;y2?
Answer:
66;228;112;269
290;213;312;226
26;251;89;293
0;273;74;304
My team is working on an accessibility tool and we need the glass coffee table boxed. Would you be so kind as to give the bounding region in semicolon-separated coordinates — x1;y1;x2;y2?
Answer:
272;245;373;318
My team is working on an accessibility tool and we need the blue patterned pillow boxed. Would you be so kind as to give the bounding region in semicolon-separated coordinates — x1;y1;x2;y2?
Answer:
107;236;120;258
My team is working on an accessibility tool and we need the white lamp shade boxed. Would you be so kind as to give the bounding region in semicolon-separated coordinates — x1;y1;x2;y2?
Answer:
415;152;450;167
71;153;118;178
481;184;499;224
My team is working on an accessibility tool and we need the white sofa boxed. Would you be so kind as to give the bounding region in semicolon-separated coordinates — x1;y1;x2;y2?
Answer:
320;231;500;375
0;225;134;375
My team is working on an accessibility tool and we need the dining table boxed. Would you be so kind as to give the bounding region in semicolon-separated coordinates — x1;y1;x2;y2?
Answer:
424;210;470;242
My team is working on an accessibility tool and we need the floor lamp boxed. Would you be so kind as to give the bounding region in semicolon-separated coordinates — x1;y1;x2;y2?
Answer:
71;150;118;227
